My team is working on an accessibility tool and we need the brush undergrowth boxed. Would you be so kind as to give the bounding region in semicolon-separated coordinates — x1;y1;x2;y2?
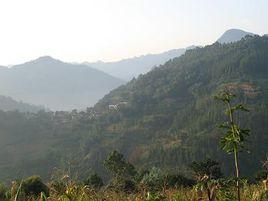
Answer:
1;180;267;201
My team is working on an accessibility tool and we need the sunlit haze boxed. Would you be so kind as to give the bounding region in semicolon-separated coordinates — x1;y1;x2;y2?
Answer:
0;0;267;65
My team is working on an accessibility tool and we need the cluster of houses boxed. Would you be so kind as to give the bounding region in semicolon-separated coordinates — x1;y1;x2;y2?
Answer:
23;102;129;125
226;83;260;98
108;101;128;110
53;108;100;124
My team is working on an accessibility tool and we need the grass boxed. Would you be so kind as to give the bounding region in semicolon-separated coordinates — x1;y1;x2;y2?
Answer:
8;181;268;201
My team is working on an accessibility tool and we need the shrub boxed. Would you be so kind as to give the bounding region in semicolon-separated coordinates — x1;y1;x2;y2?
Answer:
84;173;104;189
189;158;222;181
141;167;163;191
50;179;66;195
115;178;137;193
164;174;195;188
135;169;150;183
22;175;49;197
253;170;268;182
0;183;9;201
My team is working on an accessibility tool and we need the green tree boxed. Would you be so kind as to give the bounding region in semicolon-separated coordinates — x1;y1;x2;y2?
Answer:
103;150;137;192
189;159;222;180
215;90;250;201
189;159;222;201
103;150;136;179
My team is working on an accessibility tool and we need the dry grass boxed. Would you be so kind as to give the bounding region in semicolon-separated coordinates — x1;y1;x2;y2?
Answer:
14;183;268;201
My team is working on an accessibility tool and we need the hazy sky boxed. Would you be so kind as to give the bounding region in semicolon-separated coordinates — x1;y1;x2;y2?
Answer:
0;0;267;65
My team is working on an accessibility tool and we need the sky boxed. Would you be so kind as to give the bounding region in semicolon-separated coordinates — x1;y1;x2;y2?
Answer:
0;0;268;65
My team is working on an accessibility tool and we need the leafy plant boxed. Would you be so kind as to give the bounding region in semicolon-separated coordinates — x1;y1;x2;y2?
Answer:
40;191;48;201
215;90;250;201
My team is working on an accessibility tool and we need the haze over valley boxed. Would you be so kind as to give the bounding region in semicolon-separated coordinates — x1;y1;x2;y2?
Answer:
0;56;124;110
0;29;260;111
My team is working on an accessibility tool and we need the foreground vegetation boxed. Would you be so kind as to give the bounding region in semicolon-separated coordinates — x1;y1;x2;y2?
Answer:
1;90;267;200
0;160;267;201
1;183;268;201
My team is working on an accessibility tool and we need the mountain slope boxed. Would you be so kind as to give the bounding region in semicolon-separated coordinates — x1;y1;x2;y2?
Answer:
0;36;267;182
217;29;254;43
85;47;194;80
0;56;124;110
86;35;268;176
0;95;45;112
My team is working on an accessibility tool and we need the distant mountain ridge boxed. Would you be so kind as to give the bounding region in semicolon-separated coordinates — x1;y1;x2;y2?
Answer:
85;29;257;80
85;46;197;80
0;56;124;110
0;95;45;112
217;29;255;43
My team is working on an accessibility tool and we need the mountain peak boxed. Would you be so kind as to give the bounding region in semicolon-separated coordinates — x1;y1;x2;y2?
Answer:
217;29;255;44
35;56;61;63
0;55;124;110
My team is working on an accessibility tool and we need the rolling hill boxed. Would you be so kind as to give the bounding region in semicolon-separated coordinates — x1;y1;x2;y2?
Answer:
0;56;124;110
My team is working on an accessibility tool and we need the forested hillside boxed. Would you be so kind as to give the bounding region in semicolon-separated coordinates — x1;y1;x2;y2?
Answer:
85;35;268;177
0;95;45;112
0;35;267;182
